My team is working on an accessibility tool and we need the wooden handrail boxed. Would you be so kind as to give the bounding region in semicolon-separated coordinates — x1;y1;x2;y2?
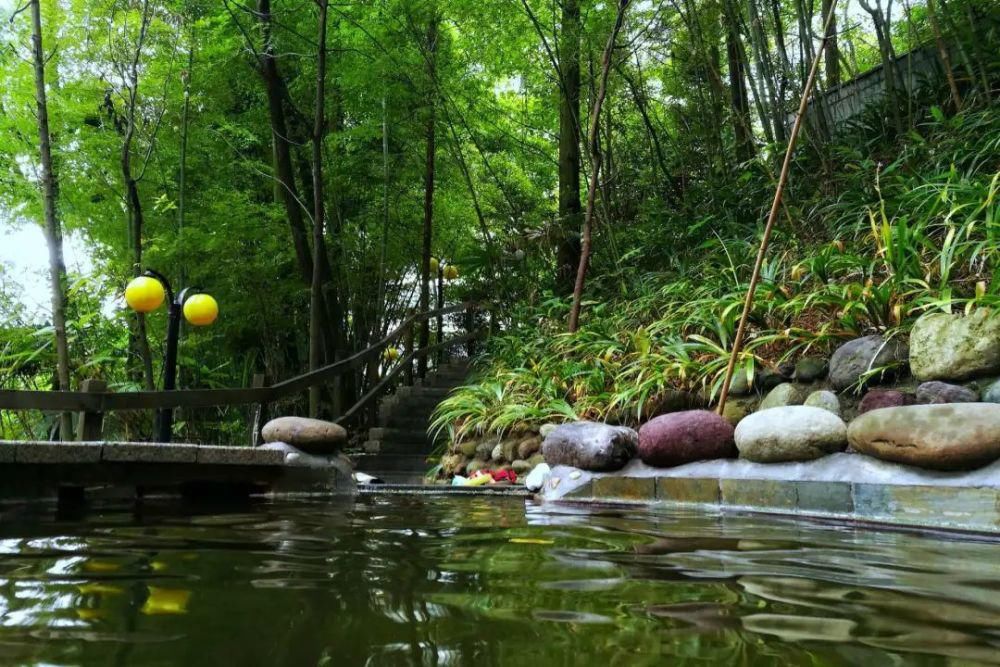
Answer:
0;302;480;413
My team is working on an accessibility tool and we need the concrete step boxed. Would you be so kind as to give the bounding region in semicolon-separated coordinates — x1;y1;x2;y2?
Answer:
366;427;440;445
353;454;433;473
395;386;454;400
361;440;436;455
359;471;428;485
381;415;440;430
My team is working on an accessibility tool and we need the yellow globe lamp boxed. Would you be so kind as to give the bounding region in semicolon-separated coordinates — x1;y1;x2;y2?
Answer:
383;346;400;362
182;294;219;326
444;264;459;281
429;257;439;274
125;276;166;313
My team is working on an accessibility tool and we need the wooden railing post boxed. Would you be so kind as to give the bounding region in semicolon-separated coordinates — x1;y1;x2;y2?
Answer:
249;373;269;447
76;379;106;441
464;305;476;358
403;310;415;386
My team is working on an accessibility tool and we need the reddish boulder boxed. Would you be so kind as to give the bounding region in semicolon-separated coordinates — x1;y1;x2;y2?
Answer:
638;410;736;468
857;389;916;415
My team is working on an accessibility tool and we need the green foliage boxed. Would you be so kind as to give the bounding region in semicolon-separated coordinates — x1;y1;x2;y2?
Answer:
435;104;1000;439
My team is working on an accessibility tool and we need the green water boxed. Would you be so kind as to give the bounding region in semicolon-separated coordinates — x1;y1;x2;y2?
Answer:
0;495;998;666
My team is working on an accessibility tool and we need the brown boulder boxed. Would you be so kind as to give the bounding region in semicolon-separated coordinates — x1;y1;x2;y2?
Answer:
261;416;346;455
847;403;1000;470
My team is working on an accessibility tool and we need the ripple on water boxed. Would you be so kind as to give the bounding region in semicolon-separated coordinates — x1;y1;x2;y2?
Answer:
0;496;998;665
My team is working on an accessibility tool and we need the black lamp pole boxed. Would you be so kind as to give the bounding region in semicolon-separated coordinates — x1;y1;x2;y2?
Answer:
145;270;197;443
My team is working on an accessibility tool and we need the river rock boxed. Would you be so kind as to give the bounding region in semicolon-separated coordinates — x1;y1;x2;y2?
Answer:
261;416;347;455
803;390;841;416
983;379;1000;403
441;453;467;476
457;441;478;457
734;406;847;463
857;389;915;414
758;364;793;391
637;410;736;468
491;443;504;461
829;335;908;391
539;423;559;438
721;399;752;426
910;309;1000;381
915;381;978;404
759;383;804;411
794;357;829;382
511;459;532;474
847;403;1000;470
541;421;638;471
466;458;488;474
517;436;542;459
728;371;752;396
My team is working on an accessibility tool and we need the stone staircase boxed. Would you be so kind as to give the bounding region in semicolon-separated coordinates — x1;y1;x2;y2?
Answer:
351;359;471;484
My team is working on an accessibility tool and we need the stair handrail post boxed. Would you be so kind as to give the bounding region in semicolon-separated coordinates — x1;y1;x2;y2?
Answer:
403;308;416;386
248;373;269;447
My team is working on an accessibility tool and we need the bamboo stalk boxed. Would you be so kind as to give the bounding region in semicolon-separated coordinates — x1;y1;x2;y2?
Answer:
716;0;839;416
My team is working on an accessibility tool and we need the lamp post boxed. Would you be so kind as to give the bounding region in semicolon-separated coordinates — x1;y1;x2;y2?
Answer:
125;269;218;442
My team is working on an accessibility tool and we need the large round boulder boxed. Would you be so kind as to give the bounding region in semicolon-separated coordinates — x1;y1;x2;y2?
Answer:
828;335;908;391
847;403;1000;470
909;309;1000;381
541;421;638;471
915;381;978;404
637;410;736;468
734;406;847;463
261;416;347;455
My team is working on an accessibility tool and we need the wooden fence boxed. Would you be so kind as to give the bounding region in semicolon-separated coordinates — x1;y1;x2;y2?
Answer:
0;302;485;442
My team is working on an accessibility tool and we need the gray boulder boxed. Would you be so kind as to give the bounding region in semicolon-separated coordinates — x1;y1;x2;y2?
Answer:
910;309;1000;381
261;416;347;455
915;381;978;404
734;406;847;463
803;390;841;416
983;379;1000;404
759;383;804;411
794;357;829;382
848;403;1000;470
541;421;638;471
829;335;908;391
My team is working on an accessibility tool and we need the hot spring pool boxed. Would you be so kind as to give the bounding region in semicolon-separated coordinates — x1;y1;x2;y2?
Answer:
0;494;998;665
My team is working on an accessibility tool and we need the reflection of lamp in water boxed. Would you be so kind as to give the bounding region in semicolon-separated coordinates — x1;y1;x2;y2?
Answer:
141;586;192;615
124;270;218;442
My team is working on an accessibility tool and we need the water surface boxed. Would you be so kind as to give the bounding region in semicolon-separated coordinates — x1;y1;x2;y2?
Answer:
1;495;998;665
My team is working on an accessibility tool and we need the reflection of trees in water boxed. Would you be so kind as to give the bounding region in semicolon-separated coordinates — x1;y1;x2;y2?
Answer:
3;497;1000;665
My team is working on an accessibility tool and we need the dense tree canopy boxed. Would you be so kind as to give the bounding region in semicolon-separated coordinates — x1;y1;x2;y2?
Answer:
1;0;997;441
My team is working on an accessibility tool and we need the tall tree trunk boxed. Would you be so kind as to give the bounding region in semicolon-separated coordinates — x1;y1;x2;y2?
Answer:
29;0;73;439
568;0;630;333
926;0;962;110
308;0;329;417
822;0;840;86
418;14;438;379
860;0;903;134
556;0;583;296
257;0;314;284
724;1;755;161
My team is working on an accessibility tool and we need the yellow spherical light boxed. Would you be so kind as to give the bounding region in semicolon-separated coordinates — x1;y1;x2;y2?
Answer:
183;294;218;326
429;257;439;274
444;264;459;280
124;276;165;313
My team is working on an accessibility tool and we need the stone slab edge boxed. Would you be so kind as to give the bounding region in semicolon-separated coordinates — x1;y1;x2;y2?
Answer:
547;470;1000;533
1;441;288;467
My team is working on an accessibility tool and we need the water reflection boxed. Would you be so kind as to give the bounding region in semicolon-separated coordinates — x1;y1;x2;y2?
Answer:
0;496;997;665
